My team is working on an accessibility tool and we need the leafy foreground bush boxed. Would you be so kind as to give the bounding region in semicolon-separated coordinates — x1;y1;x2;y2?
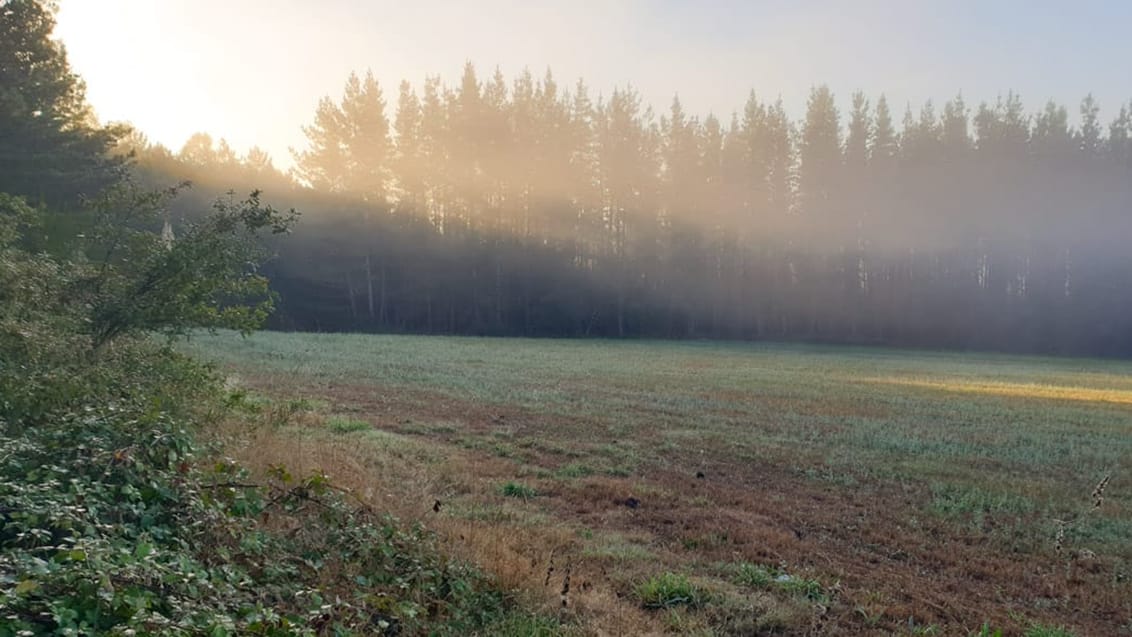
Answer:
0;192;546;635
0;343;534;636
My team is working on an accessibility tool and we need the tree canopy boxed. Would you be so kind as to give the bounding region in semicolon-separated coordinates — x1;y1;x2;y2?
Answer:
0;0;124;203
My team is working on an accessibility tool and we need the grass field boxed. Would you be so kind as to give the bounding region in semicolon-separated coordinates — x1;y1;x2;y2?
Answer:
186;331;1132;635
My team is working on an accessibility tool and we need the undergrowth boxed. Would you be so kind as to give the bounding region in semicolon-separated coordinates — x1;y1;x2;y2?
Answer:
0;343;541;635
0;193;560;635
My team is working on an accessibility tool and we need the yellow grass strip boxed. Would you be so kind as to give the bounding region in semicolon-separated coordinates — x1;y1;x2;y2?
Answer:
866;377;1132;405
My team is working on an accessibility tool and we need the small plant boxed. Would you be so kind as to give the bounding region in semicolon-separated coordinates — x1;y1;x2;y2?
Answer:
500;481;538;499
556;462;596;478
971;624;1003;637
734;561;778;588
732;562;827;602
635;572;703;609
777;574;826;601
326;415;371;433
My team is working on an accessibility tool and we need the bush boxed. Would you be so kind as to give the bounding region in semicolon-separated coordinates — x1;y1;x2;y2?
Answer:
1;189;550;635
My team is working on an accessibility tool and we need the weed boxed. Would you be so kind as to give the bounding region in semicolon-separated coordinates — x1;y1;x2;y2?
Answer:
732;562;827;601
326;415;371;433
776;574;827;601
500;481;538;499
635;572;704;609
556;462;596;478
733;562;778;588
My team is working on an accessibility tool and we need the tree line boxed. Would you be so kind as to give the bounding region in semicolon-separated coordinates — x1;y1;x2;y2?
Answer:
130;64;1132;355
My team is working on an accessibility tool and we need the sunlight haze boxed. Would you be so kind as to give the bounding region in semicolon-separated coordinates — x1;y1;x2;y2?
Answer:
55;0;1131;168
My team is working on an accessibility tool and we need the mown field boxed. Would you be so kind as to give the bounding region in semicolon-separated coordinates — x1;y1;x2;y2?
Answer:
186;332;1132;636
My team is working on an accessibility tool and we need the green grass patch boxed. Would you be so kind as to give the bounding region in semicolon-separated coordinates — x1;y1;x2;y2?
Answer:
732;562;828;602
733;562;778;588
1023;625;1076;637
555;462;596;478
499;481;538;499
635;572;705;609
326;415;372;433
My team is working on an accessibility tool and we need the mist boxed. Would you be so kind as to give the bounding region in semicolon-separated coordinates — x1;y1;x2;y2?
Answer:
115;60;1132;355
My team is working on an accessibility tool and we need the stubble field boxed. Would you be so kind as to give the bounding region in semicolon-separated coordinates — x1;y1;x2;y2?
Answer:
186;332;1132;636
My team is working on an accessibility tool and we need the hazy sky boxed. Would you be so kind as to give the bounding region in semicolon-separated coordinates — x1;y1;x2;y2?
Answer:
56;0;1132;169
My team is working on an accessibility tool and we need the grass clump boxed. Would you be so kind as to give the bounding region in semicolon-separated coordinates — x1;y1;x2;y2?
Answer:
499;481;538;499
635;572;704;609
732;562;828;602
326;414;371;433
734;562;778;588
555;462;596;478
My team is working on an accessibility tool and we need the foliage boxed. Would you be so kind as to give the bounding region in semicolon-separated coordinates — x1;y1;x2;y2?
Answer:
0;0;125;202
0;348;517;635
77;181;297;347
0;193;543;635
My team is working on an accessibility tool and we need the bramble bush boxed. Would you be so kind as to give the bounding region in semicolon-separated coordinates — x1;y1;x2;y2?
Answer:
0;189;542;635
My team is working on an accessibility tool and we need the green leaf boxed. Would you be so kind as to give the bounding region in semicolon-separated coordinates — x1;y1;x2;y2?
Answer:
14;579;39;594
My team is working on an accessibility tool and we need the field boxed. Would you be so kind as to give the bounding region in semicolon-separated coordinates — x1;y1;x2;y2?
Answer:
186;332;1132;635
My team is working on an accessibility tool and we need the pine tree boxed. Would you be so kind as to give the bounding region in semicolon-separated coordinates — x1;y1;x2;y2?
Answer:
764;99;794;220
737;91;769;226
975;92;1029;156
1031;100;1071;160
340;70;392;203
179;132;218;167
0;0;122;200
661;95;699;220
292;95;348;191
244;146;274;175
1109;102;1132;168
870;95;898;164
941;94;970;157
480;67;510;231
419;75;449;229
393;80;423;213
798;85;841;219
1077;94;1102;156
844;91;871;170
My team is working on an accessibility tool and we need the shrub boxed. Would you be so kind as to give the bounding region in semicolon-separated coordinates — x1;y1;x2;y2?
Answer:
0;189;550;635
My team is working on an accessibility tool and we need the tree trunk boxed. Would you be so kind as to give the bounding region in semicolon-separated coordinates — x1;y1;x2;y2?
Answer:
365;254;375;320
345;271;358;320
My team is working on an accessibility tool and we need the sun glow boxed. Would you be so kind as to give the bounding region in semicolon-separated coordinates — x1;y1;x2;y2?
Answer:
55;2;219;152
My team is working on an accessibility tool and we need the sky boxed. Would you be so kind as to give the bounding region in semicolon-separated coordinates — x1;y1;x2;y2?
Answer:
55;0;1132;169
